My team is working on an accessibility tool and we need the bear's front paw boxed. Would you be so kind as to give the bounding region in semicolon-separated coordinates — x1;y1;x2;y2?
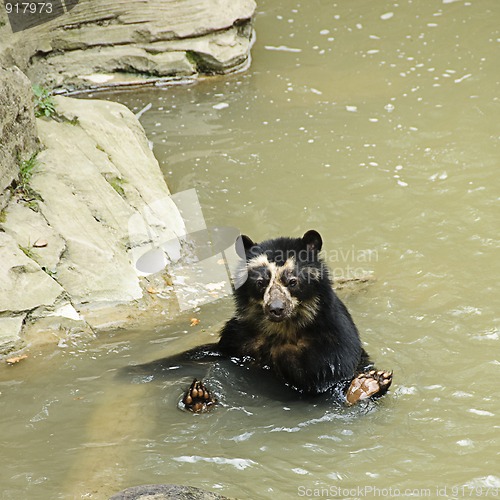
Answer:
346;370;393;405
182;379;217;413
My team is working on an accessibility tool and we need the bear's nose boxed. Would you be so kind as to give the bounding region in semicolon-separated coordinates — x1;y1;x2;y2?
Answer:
268;300;285;317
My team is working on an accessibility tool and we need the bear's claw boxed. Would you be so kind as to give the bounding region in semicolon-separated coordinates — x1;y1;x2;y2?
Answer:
182;379;217;413
346;370;393;405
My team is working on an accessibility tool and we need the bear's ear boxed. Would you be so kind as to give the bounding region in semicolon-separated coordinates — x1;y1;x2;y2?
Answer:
235;234;256;258
240;235;255;252
302;230;322;253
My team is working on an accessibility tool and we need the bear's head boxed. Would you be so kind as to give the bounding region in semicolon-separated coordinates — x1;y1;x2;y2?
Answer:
235;230;328;325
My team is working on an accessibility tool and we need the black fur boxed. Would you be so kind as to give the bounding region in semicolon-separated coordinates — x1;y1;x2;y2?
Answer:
126;230;382;404
218;230;370;394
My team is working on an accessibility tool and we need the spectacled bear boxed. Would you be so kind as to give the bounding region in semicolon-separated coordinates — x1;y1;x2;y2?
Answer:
127;230;392;412
180;230;392;411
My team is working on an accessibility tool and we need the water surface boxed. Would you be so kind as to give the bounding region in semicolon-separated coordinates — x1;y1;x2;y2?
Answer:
1;0;499;498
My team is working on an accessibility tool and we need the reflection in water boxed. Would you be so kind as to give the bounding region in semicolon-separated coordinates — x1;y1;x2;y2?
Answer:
1;0;499;497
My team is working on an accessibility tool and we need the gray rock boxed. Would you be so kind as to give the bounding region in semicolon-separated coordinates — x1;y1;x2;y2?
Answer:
31;96;186;307
0;66;39;209
0;0;256;352
21;298;95;348
43;46;196;83
1;0;256;92
1;201;66;272
0;232;64;314
0;94;186;353
0;316;26;353
109;484;231;500
0;230;92;352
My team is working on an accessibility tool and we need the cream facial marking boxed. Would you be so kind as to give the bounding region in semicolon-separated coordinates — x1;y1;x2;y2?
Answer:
247;253;271;269
276;257;296;281
261;257;295;300
296;296;320;327
260;257;298;323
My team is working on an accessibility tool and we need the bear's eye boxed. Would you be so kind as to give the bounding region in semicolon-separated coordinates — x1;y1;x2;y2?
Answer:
256;278;266;288
288;277;298;288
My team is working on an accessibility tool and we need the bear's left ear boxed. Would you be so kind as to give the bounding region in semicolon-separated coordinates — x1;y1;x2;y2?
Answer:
302;230;322;253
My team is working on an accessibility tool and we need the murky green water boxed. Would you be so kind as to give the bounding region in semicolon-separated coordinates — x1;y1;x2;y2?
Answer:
2;0;499;498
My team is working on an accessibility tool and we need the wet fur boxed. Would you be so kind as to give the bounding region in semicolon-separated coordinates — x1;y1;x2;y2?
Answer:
127;230;382;402
218;230;371;394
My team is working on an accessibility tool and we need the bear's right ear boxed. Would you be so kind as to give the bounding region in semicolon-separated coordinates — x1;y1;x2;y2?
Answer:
235;234;255;258
302;230;322;253
240;235;255;252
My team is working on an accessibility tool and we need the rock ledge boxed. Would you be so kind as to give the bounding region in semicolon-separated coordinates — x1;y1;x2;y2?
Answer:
0;0;256;92
0;96;186;353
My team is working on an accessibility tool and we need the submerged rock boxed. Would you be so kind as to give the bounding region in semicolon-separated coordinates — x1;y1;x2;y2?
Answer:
109;484;231;500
